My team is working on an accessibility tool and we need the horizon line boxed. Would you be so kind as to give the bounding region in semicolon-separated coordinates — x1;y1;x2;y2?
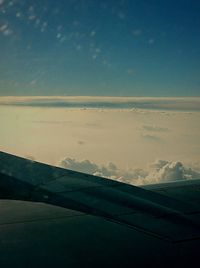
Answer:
0;95;200;99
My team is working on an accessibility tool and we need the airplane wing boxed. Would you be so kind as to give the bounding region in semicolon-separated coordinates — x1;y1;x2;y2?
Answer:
0;151;200;267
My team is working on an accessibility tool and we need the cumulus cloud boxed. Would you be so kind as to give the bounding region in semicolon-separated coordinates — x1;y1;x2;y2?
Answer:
59;158;200;186
60;158;99;175
143;160;200;184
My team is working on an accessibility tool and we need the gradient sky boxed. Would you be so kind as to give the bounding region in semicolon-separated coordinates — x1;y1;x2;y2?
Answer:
0;0;200;96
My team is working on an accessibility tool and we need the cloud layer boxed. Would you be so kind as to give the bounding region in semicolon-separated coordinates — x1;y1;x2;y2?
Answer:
59;158;200;185
0;96;200;111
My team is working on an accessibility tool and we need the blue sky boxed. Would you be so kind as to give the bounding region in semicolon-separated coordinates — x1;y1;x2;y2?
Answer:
0;0;200;96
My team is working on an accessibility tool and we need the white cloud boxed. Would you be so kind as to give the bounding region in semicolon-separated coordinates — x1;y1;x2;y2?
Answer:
90;30;96;37
60;158;99;174
0;24;7;32
0;24;13;36
143;160;200;184
16;12;22;18
59;158;200;186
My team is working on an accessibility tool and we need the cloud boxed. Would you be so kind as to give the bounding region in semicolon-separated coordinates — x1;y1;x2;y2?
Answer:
141;134;161;142
25;155;36;162
0;24;13;36
32;120;72;125
142;125;169;132
60;158;99;175
148;38;155;45
0;96;200;111
77;140;85;145
30;80;37;86
127;69;135;76
132;29;143;36
59;158;200;186
85;123;100;127
90;30;96;37
143;160;200;184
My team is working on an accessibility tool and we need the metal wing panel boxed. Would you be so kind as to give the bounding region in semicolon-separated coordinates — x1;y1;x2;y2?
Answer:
0;151;118;187
0;200;178;268
1;151;200;242
0;199;83;225
143;180;200;206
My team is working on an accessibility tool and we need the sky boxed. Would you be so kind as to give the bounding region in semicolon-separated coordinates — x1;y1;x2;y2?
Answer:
0;0;200;96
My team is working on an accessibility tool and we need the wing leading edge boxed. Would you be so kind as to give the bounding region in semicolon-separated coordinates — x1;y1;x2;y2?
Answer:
0;151;200;243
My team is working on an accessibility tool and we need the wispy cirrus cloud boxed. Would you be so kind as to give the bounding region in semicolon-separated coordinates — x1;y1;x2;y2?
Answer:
132;29;143;36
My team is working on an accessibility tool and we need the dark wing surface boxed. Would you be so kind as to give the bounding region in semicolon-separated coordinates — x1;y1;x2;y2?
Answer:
0;151;200;267
143;179;200;206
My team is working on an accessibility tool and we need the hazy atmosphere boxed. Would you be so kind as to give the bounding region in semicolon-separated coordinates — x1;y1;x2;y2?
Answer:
0;96;200;185
0;1;200;185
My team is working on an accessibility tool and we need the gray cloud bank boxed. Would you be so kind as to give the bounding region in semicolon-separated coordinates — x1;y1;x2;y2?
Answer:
59;158;200;186
0;97;200;111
